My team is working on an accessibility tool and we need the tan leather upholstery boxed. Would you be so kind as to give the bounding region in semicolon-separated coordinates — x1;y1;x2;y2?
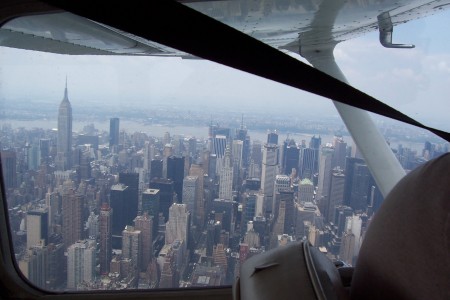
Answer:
233;242;349;300
234;242;318;300
351;153;450;300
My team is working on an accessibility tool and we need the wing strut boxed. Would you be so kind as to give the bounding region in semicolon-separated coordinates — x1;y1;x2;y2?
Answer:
301;46;405;197
301;45;405;197
298;0;407;197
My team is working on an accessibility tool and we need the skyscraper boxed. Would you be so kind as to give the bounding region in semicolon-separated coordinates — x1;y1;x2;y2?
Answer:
208;153;217;180
109;183;132;248
99;203;112;275
270;199;286;249
300;148;316;179
236;117;250;169
187;137;197;159
67;239;96;289
267;131;278;145
182;175;198;217
0;150;16;190
46;243;65;289
26;209;48;249
327;169;345;223
317;146;334;197
212;199;236;234
149;178;175;222
86;212;99;239
27;144;39;171
343;157;365;206
273;175;291;216
218;147;233;201
261;143;278;215
141;188;160;239
39;139;51;165
56;80;72;171
242;193;257;227
251;142;262;167
334;205;353;237
282;139;300;176
232;140;244;189
209;124;230;147
118;172;139;225
109;117;120;151
18;244;48;289
298;178;314;203
279;192;295;235
317;146;334;220
144;141;156;171
333;136;347;170
61;185;84;249
122;225;142;275
150;159;163;179
165;203;190;246
134;213;153;272
189;164;205;228
166;156;185;203
348;162;372;212
339;215;362;265
212;135;227;173
45;190;59;235
309;135;322;174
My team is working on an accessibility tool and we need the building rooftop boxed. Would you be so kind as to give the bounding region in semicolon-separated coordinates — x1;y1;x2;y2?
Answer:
300;178;313;185
143;188;160;195
111;184;128;191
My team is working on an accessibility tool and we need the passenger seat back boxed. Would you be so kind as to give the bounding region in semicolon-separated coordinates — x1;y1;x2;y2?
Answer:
350;153;450;299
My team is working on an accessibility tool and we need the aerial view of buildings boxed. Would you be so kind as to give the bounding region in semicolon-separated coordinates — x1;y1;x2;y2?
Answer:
0;84;448;291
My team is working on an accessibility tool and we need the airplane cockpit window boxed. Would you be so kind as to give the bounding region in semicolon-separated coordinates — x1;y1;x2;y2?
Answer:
0;0;449;296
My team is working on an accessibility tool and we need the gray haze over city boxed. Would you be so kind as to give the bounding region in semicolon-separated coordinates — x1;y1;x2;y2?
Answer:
1;8;450;132
0;7;449;293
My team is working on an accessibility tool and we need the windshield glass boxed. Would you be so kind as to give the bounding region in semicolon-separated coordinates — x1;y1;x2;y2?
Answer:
185;0;450;132
334;12;450;132
0;3;448;292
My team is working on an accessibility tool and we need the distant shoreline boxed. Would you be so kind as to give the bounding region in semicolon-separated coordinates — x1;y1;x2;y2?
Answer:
0;119;433;153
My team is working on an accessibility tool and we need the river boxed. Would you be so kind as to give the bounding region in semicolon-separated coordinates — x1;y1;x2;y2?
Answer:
1;119;427;153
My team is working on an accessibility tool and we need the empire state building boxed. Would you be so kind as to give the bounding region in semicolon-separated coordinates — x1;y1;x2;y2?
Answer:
56;81;72;171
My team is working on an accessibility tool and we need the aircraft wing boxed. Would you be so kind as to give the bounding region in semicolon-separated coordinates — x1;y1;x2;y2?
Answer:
1;0;449;56
0;8;184;56
183;0;450;52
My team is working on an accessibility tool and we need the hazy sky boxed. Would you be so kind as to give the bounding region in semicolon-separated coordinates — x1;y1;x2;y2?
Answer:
335;10;450;129
0;8;449;130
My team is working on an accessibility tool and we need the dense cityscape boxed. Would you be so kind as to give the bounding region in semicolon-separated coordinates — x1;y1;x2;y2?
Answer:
0;84;448;291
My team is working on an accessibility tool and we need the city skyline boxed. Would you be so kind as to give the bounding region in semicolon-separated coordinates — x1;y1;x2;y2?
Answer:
1;82;448;290
0;0;448;297
1;8;450;130
0;80;444;154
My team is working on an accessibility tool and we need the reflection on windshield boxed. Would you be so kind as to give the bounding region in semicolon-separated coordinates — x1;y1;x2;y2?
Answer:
1;48;447;290
0;3;449;292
